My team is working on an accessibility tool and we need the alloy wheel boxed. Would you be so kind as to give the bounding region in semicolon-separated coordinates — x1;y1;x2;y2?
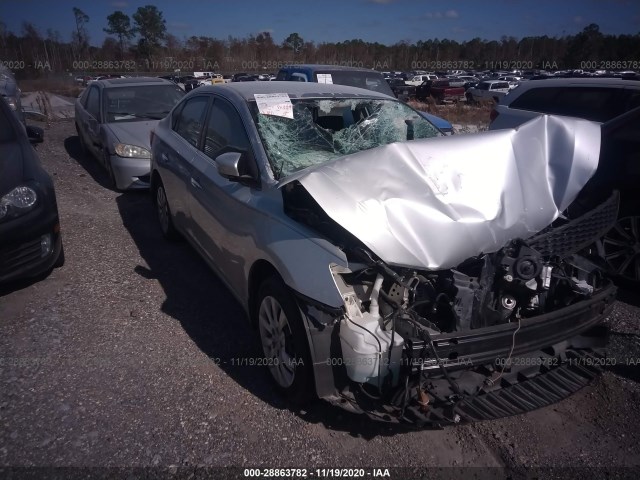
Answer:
258;295;296;389
602;215;640;283
156;185;170;235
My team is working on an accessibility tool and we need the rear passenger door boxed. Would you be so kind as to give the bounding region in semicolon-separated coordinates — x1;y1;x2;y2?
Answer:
158;95;211;233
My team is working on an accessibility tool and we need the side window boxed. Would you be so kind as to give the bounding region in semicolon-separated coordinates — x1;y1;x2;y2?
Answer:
511;86;623;122
79;88;90;107
171;102;185;130
203;98;258;178
510;87;561;112
291;73;308;82
173;96;209;147
624;89;640;112
552;87;622;122
275;70;288;81
85;87;100;119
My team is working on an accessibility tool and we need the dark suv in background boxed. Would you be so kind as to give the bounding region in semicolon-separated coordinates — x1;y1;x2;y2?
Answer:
276;65;395;96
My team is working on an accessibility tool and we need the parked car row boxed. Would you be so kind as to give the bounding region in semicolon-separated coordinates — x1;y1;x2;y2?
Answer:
274;64;455;133
2;71;635;429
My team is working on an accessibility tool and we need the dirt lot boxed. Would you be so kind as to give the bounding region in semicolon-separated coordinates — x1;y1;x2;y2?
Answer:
1;119;640;479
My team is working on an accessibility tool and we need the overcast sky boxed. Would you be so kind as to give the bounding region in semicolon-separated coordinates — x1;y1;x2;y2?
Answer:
2;0;637;45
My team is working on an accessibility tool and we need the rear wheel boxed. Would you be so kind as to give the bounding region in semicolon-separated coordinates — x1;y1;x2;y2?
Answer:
154;179;180;241
256;276;314;405
75;125;87;157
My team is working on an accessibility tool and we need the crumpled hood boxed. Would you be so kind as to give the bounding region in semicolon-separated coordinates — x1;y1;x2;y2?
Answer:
106;120;158;151
280;115;602;270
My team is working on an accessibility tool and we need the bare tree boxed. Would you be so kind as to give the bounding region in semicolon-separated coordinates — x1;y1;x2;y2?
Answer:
72;7;90;59
104;11;134;58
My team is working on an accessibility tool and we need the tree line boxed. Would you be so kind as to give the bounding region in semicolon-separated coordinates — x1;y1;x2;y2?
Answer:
1;4;639;78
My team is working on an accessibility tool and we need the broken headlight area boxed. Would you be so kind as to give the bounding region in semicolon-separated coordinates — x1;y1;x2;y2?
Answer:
322;192;619;426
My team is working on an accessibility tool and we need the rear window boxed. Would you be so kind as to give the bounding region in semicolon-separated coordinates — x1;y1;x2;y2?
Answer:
509;86;629;122
492;82;510;89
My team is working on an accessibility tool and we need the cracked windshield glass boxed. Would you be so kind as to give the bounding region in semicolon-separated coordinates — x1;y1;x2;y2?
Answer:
252;98;440;179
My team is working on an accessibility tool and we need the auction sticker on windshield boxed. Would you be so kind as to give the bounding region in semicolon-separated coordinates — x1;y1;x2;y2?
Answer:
317;73;333;84
254;93;294;119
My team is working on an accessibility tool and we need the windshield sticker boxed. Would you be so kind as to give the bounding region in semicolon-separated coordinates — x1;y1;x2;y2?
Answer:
254;93;294;119
317;74;333;84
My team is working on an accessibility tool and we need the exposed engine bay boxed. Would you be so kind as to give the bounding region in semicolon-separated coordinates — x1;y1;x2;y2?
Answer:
283;181;619;426
277;113;618;425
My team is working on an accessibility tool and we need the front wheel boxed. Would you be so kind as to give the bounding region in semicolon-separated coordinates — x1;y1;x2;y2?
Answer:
257;276;314;405
103;149;119;190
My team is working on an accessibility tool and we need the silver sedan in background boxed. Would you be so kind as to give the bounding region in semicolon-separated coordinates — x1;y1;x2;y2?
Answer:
75;77;184;190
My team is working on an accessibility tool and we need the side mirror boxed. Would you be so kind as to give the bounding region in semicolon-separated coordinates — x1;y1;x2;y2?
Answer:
215;151;259;187
26;125;44;144
216;151;242;178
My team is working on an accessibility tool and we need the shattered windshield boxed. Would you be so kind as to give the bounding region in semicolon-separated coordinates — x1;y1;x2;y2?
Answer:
251;97;440;179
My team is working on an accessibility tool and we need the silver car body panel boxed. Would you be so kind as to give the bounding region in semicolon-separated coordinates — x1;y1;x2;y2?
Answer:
152;109;348;310
280;115;601;269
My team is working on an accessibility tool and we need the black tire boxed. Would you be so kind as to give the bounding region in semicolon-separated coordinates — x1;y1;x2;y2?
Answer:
256;276;314;405
53;241;65;268
154;179;180;241
102;149;120;191
601;200;640;289
75;125;87;157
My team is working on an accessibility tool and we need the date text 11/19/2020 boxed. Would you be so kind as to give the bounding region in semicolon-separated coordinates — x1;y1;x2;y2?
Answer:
244;468;391;478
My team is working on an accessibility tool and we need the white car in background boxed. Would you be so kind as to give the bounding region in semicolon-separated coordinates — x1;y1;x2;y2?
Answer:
497;76;523;89
406;74;439;86
466;80;511;103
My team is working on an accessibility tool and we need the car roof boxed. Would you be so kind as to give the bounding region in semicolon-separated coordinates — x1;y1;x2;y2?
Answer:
190;81;393;102
508;77;640;89
279;64;382;73
481;79;510;84
95;77;175;88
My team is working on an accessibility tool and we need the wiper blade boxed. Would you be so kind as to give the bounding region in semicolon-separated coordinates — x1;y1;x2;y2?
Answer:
110;112;166;119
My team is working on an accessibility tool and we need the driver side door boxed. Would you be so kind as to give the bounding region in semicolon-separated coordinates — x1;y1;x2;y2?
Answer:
188;96;261;293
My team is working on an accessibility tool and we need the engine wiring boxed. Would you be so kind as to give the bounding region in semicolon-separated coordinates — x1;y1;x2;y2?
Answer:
485;314;522;387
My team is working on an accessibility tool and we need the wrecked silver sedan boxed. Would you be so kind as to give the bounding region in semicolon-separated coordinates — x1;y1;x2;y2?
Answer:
150;82;618;426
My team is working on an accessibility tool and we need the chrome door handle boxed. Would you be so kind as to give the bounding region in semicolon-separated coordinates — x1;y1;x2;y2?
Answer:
190;177;202;189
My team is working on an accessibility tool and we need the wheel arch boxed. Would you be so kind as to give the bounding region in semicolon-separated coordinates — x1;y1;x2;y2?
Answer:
247;259;281;327
150;169;162;198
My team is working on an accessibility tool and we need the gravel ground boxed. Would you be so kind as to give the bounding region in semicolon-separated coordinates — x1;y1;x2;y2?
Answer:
1;119;639;479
